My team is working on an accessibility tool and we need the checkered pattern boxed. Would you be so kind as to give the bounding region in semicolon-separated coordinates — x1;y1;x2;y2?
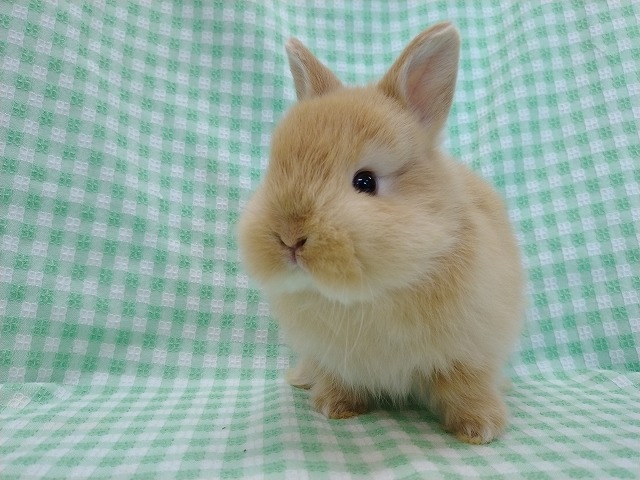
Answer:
1;373;638;479
0;0;638;478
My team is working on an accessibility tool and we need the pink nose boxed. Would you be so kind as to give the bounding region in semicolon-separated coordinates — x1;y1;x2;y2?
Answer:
283;237;307;252
279;236;307;262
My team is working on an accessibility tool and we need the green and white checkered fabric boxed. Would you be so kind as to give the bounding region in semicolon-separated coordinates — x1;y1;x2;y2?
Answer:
0;371;637;479
0;0;638;478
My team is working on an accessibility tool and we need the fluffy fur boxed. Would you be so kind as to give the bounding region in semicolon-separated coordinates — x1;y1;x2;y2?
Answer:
238;22;524;444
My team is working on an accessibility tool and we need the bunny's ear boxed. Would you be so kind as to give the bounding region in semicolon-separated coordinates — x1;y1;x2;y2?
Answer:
285;38;343;101
379;22;460;136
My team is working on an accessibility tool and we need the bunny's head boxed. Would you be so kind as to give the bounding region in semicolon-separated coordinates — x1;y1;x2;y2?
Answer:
238;23;464;304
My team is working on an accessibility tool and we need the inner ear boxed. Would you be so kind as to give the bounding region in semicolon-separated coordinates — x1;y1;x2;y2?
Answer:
285;38;342;101
379;22;460;135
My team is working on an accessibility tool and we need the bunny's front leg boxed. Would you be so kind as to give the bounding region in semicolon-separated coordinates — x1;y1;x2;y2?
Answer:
286;356;317;390
310;371;370;419
430;362;508;444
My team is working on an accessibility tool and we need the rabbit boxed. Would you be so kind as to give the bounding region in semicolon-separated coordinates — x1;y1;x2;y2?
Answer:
237;22;524;444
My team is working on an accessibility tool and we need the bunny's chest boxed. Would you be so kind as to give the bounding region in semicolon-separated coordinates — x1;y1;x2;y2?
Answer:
273;297;453;396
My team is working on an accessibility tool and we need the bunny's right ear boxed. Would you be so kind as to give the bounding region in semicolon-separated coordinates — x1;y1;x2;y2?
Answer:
285;38;342;101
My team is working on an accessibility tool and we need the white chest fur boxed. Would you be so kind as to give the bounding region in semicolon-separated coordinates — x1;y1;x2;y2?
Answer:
271;292;465;398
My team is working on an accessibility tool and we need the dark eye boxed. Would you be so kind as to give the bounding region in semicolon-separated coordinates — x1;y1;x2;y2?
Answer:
352;170;377;195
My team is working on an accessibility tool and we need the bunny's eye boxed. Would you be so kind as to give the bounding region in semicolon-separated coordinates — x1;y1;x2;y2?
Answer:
352;170;377;195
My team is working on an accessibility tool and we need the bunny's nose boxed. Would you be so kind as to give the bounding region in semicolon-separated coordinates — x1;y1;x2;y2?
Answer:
279;236;307;250
278;235;307;263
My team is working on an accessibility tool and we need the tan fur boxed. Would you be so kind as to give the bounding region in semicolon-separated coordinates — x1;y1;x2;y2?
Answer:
311;372;371;419
285;38;342;100
237;22;524;444
429;362;508;444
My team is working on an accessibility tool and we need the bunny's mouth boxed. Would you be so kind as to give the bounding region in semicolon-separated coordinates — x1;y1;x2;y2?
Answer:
286;247;301;266
287;252;309;274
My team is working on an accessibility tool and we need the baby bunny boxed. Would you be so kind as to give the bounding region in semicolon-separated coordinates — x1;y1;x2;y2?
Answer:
238;22;524;444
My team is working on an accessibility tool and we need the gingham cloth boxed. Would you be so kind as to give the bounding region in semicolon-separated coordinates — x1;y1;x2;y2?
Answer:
0;1;638;478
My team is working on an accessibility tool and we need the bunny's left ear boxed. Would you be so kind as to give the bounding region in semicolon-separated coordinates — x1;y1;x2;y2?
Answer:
378;22;460;137
285;38;343;101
